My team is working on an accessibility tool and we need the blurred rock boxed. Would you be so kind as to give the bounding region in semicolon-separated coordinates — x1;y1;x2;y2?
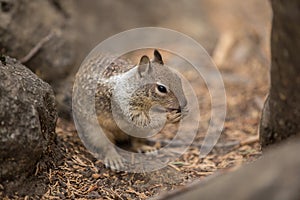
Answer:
157;136;300;200
0;0;76;83
0;56;59;194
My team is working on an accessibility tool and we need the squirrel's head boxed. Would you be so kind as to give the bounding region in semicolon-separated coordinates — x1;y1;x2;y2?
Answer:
129;49;188;125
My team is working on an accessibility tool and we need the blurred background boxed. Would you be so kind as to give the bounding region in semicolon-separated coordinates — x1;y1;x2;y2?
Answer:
72;0;272;71
0;0;272;77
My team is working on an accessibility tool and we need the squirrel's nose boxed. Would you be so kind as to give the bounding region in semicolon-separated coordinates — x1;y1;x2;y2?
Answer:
178;100;188;113
180;98;187;109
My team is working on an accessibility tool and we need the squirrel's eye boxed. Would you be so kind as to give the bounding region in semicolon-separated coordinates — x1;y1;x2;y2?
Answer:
157;84;167;93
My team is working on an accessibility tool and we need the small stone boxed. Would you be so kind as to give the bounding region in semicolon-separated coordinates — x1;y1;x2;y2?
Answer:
92;173;101;179
279;93;286;100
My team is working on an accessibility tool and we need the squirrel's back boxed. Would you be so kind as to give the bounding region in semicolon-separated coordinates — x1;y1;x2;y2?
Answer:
73;54;134;121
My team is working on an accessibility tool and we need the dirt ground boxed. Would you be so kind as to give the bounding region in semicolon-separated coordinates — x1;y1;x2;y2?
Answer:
2;1;272;199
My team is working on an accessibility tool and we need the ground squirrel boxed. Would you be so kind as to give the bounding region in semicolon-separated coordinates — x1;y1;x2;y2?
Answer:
74;49;188;170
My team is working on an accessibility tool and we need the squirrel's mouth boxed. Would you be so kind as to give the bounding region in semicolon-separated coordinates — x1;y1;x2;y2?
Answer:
167;106;188;114
150;106;188;123
166;107;181;113
151;106;179;113
167;106;189;122
151;106;188;116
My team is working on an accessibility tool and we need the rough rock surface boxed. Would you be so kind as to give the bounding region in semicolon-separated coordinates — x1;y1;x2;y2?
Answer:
0;56;59;194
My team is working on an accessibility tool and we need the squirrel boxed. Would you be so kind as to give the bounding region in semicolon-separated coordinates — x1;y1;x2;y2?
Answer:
73;49;188;170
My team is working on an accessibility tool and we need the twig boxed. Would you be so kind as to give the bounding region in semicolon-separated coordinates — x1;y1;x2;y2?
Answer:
240;135;259;146
20;31;55;64
168;163;181;171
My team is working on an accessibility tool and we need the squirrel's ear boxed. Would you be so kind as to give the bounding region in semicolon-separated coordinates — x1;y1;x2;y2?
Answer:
138;55;151;77
153;49;164;65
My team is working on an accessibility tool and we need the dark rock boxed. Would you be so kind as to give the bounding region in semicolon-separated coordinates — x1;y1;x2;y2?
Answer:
259;0;300;148
0;56;59;194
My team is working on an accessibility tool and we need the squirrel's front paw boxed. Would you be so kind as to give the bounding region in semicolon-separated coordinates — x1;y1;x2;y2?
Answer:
167;111;182;123
137;144;158;155
104;148;124;171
